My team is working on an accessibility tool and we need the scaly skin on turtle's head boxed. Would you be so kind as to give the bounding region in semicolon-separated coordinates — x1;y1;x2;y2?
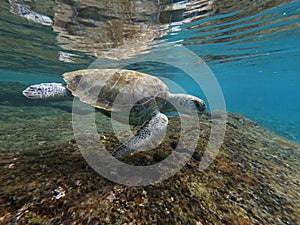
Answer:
166;93;206;115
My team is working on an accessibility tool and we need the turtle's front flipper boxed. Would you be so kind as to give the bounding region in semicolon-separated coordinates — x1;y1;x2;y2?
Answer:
112;111;168;159
23;83;68;99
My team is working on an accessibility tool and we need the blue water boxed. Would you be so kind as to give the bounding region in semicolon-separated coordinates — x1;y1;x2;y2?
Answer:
0;0;299;142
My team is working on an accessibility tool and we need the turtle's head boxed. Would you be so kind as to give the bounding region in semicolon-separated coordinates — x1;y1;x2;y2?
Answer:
167;94;206;115
22;83;68;99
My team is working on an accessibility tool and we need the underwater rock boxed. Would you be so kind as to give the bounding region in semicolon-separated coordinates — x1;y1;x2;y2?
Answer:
0;111;299;224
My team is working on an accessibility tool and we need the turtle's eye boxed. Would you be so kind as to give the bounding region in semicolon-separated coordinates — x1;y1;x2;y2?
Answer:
193;99;206;111
193;100;201;108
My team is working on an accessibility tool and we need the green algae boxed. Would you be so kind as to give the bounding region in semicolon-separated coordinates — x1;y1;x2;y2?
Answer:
0;104;299;224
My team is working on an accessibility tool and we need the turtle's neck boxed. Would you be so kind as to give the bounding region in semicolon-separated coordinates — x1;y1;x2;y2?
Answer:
162;94;188;113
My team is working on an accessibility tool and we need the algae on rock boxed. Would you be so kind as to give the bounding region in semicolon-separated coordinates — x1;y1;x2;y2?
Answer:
0;111;299;225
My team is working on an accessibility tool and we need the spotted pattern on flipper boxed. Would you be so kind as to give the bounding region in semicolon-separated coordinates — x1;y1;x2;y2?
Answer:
112;111;168;159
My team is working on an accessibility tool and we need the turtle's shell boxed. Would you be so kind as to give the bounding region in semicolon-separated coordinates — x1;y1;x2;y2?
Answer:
63;69;169;124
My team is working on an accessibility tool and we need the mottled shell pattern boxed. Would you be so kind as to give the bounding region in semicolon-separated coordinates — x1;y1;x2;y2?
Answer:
63;69;169;124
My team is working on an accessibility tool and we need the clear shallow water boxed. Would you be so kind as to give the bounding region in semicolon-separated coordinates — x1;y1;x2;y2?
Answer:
0;1;300;224
1;0;299;143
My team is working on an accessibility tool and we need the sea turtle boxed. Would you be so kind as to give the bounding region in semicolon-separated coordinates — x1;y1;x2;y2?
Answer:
23;69;206;158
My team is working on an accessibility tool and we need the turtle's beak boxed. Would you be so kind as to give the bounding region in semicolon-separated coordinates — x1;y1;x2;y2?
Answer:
22;86;42;99
22;87;34;98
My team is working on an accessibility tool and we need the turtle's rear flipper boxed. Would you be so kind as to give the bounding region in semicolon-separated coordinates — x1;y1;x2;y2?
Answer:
112;111;168;159
23;83;68;99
